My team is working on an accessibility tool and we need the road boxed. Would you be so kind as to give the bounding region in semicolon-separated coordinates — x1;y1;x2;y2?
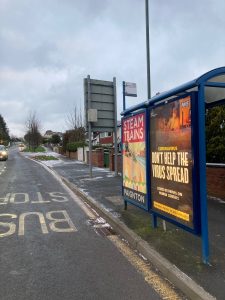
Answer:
0;147;182;300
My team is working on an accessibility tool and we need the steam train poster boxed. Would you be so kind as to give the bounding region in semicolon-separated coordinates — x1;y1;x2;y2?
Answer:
122;112;148;209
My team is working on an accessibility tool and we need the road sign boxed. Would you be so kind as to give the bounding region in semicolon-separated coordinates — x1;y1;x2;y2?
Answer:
84;78;117;132
84;76;118;176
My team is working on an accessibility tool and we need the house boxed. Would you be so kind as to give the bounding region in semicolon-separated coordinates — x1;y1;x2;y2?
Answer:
91;121;121;149
43;130;63;140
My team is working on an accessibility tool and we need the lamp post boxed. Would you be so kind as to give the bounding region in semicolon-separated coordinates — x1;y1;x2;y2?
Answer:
145;0;151;99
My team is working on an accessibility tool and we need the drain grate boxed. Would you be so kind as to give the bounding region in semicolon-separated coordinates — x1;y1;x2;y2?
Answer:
94;226;116;237
87;217;116;237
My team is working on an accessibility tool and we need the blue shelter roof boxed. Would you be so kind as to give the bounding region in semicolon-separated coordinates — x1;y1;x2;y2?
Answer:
121;67;225;116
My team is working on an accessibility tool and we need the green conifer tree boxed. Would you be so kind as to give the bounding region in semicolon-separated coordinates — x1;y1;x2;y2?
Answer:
0;114;10;145
206;105;225;163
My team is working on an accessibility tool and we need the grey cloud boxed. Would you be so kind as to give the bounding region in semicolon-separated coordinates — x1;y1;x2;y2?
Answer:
0;0;225;137
31;42;65;69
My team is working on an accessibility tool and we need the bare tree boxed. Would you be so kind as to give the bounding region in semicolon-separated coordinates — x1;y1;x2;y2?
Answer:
62;104;86;151
24;111;42;150
65;103;84;130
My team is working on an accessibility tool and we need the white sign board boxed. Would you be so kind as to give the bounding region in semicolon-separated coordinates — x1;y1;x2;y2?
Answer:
88;109;98;122
125;82;137;97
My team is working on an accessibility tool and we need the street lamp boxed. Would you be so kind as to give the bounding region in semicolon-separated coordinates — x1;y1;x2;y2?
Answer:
145;0;151;99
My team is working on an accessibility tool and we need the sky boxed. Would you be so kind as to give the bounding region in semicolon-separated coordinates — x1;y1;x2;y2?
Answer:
0;0;225;137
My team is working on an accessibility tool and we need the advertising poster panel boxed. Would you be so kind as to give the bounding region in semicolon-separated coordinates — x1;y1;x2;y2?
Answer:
150;95;198;230
122;111;148;210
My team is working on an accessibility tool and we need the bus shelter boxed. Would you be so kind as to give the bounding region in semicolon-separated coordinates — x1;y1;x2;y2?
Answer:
121;67;225;263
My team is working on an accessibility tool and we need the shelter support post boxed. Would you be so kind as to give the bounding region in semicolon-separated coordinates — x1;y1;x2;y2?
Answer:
124;200;127;210
151;213;157;228
198;84;209;264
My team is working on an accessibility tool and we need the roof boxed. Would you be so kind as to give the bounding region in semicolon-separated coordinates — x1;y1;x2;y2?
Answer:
121;67;225;116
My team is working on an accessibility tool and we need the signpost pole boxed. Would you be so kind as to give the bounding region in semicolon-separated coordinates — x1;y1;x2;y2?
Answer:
113;77;118;176
123;81;126;111
198;84;209;264
87;75;92;178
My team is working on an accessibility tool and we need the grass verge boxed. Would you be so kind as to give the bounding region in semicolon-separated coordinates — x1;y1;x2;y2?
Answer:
32;155;58;161
23;146;46;152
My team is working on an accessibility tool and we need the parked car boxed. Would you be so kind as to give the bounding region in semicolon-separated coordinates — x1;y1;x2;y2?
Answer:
18;143;25;151
0;145;8;161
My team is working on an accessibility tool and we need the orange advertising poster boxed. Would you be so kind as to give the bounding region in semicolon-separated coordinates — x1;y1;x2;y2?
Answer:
150;96;194;228
122;112;147;208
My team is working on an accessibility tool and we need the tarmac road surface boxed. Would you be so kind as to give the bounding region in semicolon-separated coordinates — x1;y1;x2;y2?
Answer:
0;147;183;300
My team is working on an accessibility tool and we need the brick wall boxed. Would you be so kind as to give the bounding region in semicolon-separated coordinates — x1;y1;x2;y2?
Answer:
86;148;104;168
109;149;122;173
66;151;78;160
207;165;225;199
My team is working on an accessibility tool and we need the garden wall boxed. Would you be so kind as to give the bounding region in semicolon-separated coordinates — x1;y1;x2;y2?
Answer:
207;164;225;199
66;150;78;160
86;148;104;168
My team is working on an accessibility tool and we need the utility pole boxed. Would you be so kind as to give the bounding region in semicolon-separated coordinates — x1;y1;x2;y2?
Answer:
145;0;151;99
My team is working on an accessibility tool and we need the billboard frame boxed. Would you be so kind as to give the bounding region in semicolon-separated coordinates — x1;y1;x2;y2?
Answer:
122;109;150;211
149;91;201;235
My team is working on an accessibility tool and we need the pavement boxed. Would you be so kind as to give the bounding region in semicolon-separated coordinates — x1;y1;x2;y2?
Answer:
24;151;225;300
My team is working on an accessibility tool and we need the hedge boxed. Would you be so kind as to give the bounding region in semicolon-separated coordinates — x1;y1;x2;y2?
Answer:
66;142;86;152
